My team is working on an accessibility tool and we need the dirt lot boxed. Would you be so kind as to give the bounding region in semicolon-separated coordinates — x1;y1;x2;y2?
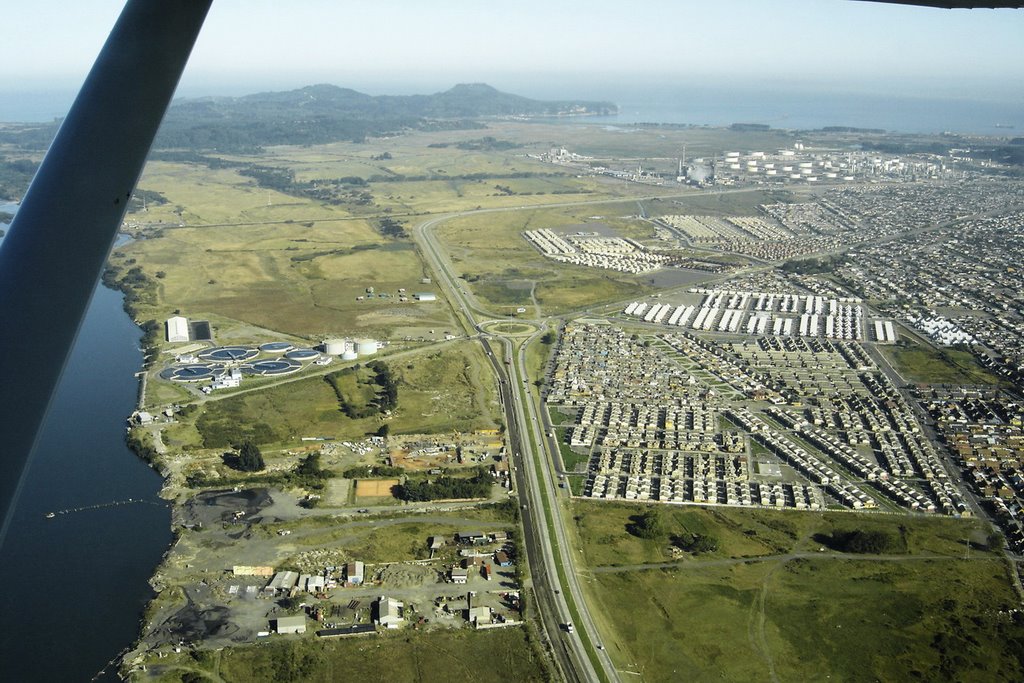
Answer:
354;478;399;498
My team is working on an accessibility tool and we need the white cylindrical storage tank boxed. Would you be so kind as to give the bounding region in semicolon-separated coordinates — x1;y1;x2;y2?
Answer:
323;338;347;355
355;338;378;355
341;350;358;361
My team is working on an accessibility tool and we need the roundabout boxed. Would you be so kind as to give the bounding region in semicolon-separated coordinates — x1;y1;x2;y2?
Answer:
480;320;539;337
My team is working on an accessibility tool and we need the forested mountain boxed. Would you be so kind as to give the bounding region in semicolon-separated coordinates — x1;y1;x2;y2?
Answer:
153;83;614;151
0;83;616;154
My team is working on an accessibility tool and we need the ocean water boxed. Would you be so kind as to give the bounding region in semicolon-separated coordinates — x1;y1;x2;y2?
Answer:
584;87;1023;137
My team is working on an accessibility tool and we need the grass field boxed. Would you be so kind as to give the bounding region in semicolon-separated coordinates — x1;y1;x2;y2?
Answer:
138;627;549;683
570;501;1024;682
588;557;1024;682
572;501;998;567
120;125;784;341
187;340;500;450
881;339;1002;385
436;206;651;314
558;440;589;472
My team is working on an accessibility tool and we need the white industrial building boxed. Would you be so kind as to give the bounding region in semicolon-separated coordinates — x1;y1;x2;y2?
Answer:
375;595;404;629
273;615;306;635
346;561;364;585
165;316;189;343
413;292;437;302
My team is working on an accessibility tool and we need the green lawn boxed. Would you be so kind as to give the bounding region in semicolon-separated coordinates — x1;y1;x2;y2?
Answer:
881;340;1002;385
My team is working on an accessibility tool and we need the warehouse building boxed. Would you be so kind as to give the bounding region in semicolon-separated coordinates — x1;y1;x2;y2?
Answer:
273;615;306;635
165;316;189;343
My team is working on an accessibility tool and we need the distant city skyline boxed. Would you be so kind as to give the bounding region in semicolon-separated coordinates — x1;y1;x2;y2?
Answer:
1;1;1022;104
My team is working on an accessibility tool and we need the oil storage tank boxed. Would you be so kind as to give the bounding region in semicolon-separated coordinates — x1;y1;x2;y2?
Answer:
323;338;347;355
355;338;378;356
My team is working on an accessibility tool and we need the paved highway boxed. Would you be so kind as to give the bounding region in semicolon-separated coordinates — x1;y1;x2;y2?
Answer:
415;213;617;682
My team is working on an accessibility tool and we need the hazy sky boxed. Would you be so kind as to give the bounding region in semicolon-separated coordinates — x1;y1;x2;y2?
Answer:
1;0;1022;101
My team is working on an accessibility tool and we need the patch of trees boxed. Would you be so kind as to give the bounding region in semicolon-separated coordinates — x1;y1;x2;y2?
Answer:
780;255;846;275
223;441;265;472
294;453;329;480
964;145;1024;168
127;188;168;213
101;262;159;327
541;331;557;344
378;217;408;238
393;467;493;501
125;431;159;464
0;122;59;151
626;509;665;540
730;123;770;131
148;150;248;168
137;320;162;369
860;140;952;157
488;497;521;522
672;532;719;554
369;361;399;412
820;528;899;554
429;136;521;151
195;402;279;448
0;157;39;199
371;170;552;183
238;165;296;192
188;451;332;490
323;361;399;419
493;184;515;195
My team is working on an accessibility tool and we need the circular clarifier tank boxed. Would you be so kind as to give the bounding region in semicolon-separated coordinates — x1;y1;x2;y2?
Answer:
198;346;258;362
259;341;294;354
165;365;216;382
285;348;320;361
243;359;302;375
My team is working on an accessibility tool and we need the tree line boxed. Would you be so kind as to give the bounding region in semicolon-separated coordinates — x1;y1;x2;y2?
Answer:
393;467;493;502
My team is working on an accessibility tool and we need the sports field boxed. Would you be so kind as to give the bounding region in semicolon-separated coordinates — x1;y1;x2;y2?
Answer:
353;478;398;498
